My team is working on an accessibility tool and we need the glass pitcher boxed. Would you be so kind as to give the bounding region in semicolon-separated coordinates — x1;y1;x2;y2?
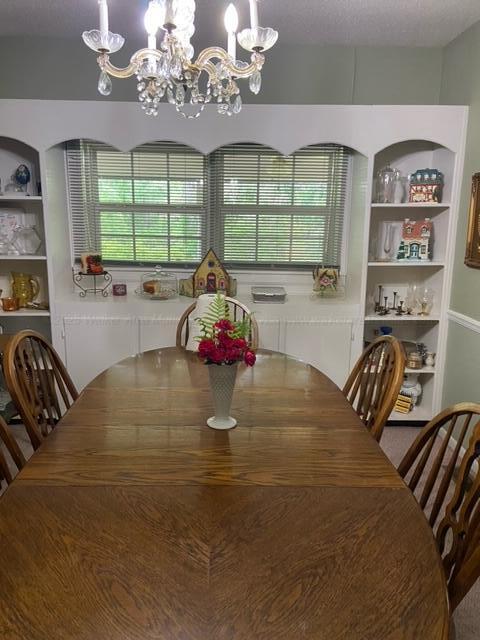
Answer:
11;272;40;308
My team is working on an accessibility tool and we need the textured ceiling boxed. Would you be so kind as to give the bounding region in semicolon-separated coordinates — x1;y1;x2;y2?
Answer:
0;0;479;47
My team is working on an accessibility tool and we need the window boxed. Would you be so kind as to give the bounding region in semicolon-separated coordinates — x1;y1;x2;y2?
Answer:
67;140;351;269
210;143;351;267
67;140;207;265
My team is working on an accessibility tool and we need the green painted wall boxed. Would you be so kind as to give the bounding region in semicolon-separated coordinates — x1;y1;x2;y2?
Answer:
0;37;443;104
439;21;480;410
443;322;480;406
441;21;480;321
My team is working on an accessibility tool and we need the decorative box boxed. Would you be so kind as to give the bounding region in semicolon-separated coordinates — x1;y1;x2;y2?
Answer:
408;168;444;203
251;286;286;303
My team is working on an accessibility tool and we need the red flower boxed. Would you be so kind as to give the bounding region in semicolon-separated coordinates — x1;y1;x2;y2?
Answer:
217;331;234;346
232;338;247;349
214;319;234;331
198;339;215;359
244;350;256;366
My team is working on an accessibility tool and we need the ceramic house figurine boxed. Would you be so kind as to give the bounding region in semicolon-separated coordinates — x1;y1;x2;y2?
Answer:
396;218;432;261
408;168;444;203
179;248;237;298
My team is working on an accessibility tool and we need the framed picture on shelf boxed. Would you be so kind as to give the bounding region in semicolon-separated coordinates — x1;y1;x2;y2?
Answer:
465;172;480;268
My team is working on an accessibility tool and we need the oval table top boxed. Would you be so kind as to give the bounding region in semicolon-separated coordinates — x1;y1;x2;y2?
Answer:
0;347;448;640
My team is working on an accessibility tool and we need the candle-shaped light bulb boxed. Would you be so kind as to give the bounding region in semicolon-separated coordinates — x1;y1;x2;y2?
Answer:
164;0;175;27
224;4;238;59
249;0;258;29
144;0;164;35
98;0;109;36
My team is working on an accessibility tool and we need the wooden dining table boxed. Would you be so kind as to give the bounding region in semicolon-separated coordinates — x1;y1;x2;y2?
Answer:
0;347;449;640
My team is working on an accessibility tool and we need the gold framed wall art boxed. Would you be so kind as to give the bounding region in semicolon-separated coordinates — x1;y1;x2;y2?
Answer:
465;172;480;268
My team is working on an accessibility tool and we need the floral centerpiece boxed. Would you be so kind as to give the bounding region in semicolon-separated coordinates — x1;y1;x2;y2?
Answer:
196;294;255;429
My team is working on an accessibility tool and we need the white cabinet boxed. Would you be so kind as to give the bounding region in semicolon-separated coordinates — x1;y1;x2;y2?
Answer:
284;320;353;388
257;319;281;351
139;317;179;353
63;317;138;390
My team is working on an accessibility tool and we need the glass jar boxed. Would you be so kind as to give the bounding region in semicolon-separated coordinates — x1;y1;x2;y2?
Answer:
374;164;401;204
406;352;423;370
11;225;42;255
139;266;177;300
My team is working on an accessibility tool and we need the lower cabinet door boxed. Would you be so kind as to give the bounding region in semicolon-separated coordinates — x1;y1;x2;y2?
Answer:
284;320;353;388
139;317;179;353
63;317;138;391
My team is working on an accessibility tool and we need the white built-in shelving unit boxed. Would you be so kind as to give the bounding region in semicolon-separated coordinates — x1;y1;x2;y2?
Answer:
362;140;463;422
0;138;51;336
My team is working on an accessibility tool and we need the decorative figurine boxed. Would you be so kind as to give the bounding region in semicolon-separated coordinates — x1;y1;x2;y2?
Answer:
14;164;31;194
178;248;237;298
396;218;433;261
408;168;443;203
313;266;340;295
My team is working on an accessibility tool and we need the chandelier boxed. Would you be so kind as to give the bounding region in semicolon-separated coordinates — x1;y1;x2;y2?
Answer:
82;0;278;118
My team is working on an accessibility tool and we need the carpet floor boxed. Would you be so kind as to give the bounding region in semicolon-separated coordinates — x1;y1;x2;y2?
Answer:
1;424;478;638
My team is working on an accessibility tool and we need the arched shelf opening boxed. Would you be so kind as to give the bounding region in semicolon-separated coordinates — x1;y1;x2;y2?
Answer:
0;136;41;199
373;139;455;205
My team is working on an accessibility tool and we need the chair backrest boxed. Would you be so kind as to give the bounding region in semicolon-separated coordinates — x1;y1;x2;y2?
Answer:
398;404;480;610
0;415;26;486
342;335;405;442
176;296;259;351
3;330;79;450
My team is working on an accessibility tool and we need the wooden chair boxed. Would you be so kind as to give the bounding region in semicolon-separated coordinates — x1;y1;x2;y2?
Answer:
176;297;259;350
343;335;405;442
3;330;79;450
398;403;480;611
0;415;26;487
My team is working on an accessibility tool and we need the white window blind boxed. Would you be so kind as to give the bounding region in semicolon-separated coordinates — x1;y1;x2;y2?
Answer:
66;140;207;265
67;140;351;269
210;143;351;267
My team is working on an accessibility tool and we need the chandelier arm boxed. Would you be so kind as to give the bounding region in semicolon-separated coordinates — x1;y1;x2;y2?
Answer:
98;49;165;79
194;47;264;78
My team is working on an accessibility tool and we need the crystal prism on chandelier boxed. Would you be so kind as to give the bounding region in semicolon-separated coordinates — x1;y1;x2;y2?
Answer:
82;0;278;119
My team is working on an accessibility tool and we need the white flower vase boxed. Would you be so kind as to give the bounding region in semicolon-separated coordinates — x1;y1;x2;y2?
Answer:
207;362;238;430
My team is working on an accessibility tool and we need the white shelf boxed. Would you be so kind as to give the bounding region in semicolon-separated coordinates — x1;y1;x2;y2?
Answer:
0;255;46;260
0;195;42;201
405;366;436;374
364;315;440;322
371;203;450;208
390;406;432;422
368;261;444;267
0;309;50;317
